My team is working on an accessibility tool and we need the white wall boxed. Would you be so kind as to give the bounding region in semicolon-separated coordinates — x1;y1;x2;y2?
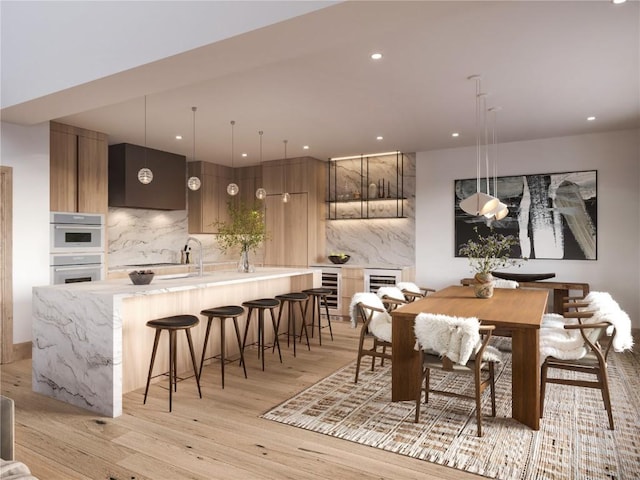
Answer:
416;129;640;328
0;122;50;343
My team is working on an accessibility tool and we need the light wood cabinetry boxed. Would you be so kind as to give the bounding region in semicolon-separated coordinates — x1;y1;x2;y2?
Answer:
188;161;233;233
263;157;325;267
50;122;108;214
340;266;364;317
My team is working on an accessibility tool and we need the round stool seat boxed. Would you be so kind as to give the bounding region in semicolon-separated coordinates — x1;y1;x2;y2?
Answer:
147;314;199;329
201;305;244;318
303;288;333;295
243;298;280;309
276;292;308;302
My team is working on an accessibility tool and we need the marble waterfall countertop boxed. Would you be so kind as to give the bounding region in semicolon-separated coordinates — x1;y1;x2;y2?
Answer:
32;267;320;417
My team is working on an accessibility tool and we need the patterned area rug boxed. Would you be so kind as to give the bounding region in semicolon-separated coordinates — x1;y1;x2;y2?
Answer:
261;342;640;479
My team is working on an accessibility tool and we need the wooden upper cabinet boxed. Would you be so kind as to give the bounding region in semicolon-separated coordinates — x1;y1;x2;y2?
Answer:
50;122;108;214
188;161;235;233
50;128;78;212
77;134;108;214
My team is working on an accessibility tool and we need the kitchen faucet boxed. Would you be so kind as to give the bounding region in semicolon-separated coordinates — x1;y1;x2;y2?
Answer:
185;236;203;277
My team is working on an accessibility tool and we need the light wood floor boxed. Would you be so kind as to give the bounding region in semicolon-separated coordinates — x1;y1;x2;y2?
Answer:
1;320;483;480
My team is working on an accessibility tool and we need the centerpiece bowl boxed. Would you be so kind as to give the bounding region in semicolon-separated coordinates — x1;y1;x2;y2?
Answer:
328;254;350;264
129;270;155;285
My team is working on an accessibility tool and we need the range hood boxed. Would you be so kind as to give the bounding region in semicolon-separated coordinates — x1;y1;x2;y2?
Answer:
108;143;186;210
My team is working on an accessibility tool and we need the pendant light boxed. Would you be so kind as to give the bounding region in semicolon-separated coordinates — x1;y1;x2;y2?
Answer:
227;120;239;196
459;75;499;216
281;139;290;203
484;107;508;220
187;106;202;191
137;95;153;184
255;130;267;200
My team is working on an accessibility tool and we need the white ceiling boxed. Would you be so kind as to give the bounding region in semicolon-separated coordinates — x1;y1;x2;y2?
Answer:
2;1;639;167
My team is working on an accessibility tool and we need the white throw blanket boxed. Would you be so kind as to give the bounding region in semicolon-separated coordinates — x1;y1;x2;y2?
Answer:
397;282;421;294
539;291;634;364
413;312;502;365
349;292;392;342
376;286;406;301
493;279;519;289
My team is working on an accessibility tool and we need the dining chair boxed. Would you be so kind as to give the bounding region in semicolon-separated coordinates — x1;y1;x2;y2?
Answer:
396;282;435;302
539;292;633;430
413;312;502;437
376;286;408;312
352;297;393;384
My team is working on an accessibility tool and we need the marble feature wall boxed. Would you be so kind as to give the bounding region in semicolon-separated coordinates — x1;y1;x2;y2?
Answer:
326;153;415;266
107;207;251;267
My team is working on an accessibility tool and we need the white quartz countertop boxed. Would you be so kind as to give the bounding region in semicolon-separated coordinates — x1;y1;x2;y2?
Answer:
36;267;320;297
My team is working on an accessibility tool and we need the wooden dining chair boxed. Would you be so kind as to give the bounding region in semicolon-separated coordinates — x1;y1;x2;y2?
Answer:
540;296;620;430
413;313;501;437
396;282;435;302
353;301;392;384
376;286;408;312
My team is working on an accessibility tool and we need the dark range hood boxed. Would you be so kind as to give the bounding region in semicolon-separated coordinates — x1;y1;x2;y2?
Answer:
108;143;186;210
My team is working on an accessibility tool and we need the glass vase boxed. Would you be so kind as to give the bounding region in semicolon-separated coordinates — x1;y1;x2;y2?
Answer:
238;248;255;273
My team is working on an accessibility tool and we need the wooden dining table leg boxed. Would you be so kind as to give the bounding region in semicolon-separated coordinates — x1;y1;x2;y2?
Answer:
391;316;421;402
511;327;540;430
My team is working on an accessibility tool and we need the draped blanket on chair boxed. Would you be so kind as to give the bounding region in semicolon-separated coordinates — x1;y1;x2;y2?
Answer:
540;291;634;363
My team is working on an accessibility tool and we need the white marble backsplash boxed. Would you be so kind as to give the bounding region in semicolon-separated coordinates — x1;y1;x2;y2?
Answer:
107;208;241;267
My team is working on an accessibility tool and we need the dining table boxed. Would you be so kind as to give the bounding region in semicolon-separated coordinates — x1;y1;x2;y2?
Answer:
391;285;549;430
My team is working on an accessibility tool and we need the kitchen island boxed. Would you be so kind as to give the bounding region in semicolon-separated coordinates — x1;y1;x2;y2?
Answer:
32;268;320;417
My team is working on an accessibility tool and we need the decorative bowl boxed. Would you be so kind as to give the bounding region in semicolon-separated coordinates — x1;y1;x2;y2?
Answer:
492;272;555;282
128;270;155;285
328;255;350;264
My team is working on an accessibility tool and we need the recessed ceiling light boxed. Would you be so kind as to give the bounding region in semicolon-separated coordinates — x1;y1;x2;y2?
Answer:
241;153;248;157
175;135;183;140
451;132;460;137
612;0;627;4
303;145;310;150
376;136;383;140
587;116;596;121
371;53;383;60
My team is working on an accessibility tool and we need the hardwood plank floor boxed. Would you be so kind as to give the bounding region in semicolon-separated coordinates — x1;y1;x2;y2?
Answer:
1;320;483;480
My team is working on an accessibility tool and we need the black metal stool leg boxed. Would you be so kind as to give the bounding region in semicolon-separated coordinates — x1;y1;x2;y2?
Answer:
198;316;214;380
321;294;333;341
219;318;226;388
169;330;175;412
298;301;311;351
185;328;202;398
233;318;247;379
270;307;282;363
240;307;254;367
144;329;162;404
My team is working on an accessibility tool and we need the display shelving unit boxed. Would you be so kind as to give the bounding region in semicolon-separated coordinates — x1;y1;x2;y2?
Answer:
327;151;406;220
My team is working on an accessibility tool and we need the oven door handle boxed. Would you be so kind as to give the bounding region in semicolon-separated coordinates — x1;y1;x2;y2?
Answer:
54;225;103;230
52;265;100;272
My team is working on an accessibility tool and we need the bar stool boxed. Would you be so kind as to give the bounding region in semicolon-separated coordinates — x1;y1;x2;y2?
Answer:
199;305;247;388
302;288;334;345
143;314;202;412
241;298;282;371
275;292;311;357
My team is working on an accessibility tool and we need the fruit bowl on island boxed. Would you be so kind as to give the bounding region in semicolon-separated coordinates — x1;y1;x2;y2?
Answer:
328;254;350;264
128;270;155;285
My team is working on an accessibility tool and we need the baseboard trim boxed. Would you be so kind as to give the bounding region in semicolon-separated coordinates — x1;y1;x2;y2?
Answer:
12;341;32;361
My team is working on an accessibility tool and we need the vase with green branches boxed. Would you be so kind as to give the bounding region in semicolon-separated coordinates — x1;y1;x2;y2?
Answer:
214;200;267;273
458;227;523;298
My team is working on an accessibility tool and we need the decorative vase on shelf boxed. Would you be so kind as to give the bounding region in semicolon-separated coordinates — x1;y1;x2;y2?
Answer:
237;247;255;273
368;183;377;200
473;272;494;299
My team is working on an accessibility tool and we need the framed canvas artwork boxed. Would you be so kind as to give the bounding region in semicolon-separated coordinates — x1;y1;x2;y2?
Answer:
454;170;597;260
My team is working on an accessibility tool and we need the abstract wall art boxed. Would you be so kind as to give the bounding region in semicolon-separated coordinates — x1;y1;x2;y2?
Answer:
455;170;597;260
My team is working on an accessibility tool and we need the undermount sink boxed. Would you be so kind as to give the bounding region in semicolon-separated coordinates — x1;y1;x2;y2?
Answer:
156;273;199;280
